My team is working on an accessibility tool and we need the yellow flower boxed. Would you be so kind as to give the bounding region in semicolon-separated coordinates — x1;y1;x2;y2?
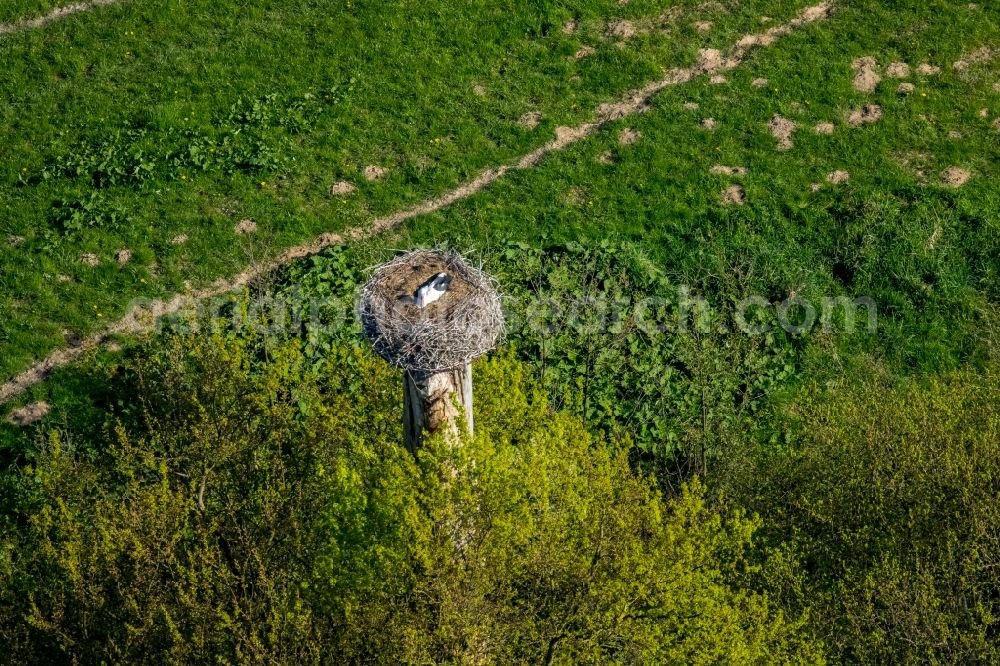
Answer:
260;181;267;187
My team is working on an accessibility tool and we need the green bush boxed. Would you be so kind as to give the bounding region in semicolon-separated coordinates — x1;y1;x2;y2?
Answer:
271;241;802;470
722;366;1000;664
0;328;819;664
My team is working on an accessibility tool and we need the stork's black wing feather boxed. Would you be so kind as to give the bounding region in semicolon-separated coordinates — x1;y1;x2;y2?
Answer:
432;273;453;291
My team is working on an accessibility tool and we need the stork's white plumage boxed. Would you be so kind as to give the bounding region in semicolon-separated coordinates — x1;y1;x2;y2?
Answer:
400;272;453;308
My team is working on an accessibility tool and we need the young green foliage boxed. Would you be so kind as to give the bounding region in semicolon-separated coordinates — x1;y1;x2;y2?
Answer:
722;365;1000;664
0;327;820;663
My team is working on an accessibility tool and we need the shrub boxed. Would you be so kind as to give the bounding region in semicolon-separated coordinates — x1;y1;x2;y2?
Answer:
0;328;820;664
723;366;1000;664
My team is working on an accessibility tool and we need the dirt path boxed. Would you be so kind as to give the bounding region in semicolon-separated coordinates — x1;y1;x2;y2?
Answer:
0;2;835;406
0;0;118;37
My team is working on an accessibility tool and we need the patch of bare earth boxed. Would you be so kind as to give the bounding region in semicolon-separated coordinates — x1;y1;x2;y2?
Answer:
597;150;615;164
722;185;747;205
852;56;881;92
736;33;775;48
7;401;49;426
573;45;596;61
683;101;700;110
694;21;713;32
80;253;99;267
618;127;641;145
115;249;132;265
170;234;189;245
826;170;850;184
752;77;769;88
709;75;727;84
7;235;24;247
606;20;637;39
941;167;970;187
330;181;356;195
886;62;910;78
701;118;717;129
234;219;257;234
562;19;577;34
768;114;797;150
519;111;542;129
364;165;386;181
953;46;993;71
814;122;835;134
898;82;914;93
847;104;882;125
0;2;840;406
472;84;487;96
697;47;726;70
916;63;941;75
711;165;747;176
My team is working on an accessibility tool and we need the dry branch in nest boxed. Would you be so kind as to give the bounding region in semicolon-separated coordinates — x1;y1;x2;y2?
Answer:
359;249;505;373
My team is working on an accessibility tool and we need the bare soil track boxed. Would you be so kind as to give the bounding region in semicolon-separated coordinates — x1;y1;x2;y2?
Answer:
0;0;119;37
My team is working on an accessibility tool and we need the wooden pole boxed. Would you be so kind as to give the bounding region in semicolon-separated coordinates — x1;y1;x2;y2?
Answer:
403;363;473;453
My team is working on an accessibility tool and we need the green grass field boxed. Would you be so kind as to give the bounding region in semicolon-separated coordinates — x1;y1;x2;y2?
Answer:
1;0;996;381
1;0;786;378
2;0;1000;662
4;0;997;440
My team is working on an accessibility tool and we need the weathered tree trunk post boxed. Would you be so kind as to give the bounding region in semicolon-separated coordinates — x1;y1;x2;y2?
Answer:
403;363;473;453
360;249;503;452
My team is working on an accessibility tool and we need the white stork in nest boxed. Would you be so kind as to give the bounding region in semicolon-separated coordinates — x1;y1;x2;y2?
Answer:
400;272;453;308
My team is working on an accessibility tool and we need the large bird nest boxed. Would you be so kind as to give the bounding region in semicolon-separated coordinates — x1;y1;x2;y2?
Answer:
360;249;505;373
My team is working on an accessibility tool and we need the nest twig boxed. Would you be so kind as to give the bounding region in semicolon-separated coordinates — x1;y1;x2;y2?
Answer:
359;249;505;373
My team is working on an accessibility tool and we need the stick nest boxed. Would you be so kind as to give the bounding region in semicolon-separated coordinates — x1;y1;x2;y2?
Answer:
360;249;505;373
